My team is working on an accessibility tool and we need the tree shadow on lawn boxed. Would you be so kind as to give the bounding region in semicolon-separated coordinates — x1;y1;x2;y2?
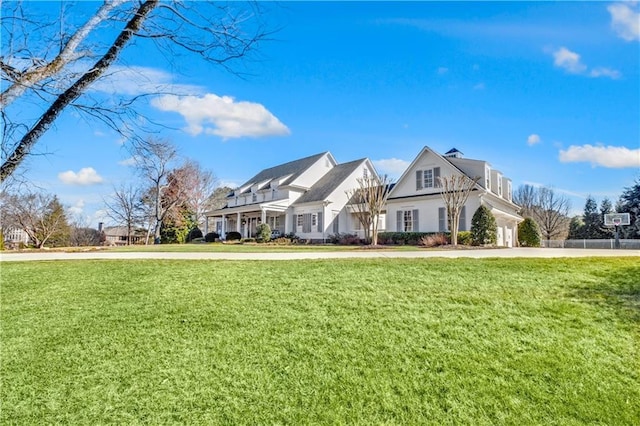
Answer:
568;263;640;324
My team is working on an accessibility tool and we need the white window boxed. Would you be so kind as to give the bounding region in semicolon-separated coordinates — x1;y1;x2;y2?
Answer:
497;174;503;197
416;167;441;190
252;193;257;202
485;166;491;190
312;213;317;227
424;169;433;188
363;168;369;180
397;209;419;232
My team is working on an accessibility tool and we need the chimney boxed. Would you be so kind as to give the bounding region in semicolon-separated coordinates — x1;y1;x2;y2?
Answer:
98;222;103;232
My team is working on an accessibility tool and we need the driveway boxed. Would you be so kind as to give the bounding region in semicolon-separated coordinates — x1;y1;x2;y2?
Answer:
1;248;638;262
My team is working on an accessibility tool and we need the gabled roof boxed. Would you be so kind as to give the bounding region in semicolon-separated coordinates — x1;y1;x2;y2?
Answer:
388;145;482;198
235;152;329;195
294;159;365;205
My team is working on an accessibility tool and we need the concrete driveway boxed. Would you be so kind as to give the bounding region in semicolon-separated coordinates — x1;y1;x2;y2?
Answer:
1;248;638;262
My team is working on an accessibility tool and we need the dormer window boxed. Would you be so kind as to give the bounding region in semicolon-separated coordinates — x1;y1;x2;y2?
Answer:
252;193;257;202
485;166;491;190
497;174;503;197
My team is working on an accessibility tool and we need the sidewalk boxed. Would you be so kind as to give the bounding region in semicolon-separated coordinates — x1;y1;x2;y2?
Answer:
2;247;638;262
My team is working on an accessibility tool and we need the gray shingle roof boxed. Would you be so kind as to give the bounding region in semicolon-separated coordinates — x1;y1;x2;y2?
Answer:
294;159;365;205
239;152;328;191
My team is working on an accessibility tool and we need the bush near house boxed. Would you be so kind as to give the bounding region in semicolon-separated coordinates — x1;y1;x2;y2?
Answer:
204;232;219;242
378;232;446;246
187;227;203;242
518;217;541;247
471;205;497;246
256;223;271;242
457;231;473;246
225;231;242;241
328;233;363;245
419;233;449;247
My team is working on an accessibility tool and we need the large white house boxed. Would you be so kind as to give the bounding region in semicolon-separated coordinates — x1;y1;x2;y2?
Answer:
204;152;379;241
386;146;523;246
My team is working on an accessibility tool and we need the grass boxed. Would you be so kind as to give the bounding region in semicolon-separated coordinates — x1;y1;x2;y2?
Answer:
2;258;638;424
105;242;422;253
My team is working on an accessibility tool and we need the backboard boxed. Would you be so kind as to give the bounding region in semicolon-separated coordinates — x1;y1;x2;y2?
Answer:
604;213;630;226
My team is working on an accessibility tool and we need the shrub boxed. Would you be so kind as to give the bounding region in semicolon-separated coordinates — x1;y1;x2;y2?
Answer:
471;205;497;246
256;223;271;242
226;231;242;241
457;231;473;246
187;227;203;242
419;233;449;247
518;217;541;247
204;232;219;242
377;232;445;246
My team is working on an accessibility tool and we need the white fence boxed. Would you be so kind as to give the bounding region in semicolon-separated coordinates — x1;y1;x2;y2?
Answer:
540;239;640;250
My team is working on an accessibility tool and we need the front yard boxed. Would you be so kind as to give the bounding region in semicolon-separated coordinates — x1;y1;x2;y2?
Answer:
2;258;638;424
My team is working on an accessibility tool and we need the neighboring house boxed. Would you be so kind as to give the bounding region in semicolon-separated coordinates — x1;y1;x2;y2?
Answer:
204;152;380;241
386;146;523;247
3;227;30;247
102;225;147;245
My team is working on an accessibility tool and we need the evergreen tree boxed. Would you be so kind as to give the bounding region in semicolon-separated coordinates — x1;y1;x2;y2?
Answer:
616;179;640;239
581;195;600;239
39;196;71;247
567;216;584;240
518;217;541;247
599;198;614;238
471;205;497;246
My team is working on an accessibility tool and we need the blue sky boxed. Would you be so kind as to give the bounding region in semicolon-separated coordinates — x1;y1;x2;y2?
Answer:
18;1;640;223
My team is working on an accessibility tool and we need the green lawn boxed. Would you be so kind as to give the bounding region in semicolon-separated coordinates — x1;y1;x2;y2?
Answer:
104;242;420;253
2;258;638;424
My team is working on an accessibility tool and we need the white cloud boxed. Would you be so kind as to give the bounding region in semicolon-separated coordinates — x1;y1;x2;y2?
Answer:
553;47;587;74
68;199;86;216
58;167;104;185
608;2;640;41
92;65;202;96
559;144;640;168
589;67;621;79
151;94;290;139
552;47;621;79
118;157;138;167
527;134;541;146
373;158;411;177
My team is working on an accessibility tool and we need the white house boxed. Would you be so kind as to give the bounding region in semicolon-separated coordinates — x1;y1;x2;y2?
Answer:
386;147;523;246
204;152;380;241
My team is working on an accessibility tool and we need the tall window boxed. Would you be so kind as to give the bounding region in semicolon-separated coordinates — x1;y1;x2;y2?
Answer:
397;209;419;232
424;169;433;188
252;193;257;202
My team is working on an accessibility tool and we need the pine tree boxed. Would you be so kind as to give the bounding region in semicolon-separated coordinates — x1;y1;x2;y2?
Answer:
471;205;497;246
617;179;640;239
567;216;584;239
518;217;541;247
599;198;614;238
582;195;600;239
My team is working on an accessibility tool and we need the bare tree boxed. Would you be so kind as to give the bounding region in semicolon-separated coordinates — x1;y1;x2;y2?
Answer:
346;174;392;246
103;183;144;245
533;187;571;241
437;174;480;246
132;138;181;243
69;214;102;247
513;184;538;218
2;190;70;248
176;160;217;229
1;1;271;182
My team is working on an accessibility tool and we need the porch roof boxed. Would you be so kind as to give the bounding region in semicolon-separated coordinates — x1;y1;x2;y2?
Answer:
206;199;290;217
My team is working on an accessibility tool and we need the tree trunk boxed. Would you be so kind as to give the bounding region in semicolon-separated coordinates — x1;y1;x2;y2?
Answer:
0;0;159;182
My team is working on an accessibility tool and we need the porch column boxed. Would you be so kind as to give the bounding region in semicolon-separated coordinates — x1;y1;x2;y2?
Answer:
221;214;226;238
285;212;290;235
236;212;241;233
261;208;267;224
204;215;209;234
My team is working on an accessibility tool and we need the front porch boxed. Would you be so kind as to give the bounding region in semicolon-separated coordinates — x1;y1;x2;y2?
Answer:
205;202;289;239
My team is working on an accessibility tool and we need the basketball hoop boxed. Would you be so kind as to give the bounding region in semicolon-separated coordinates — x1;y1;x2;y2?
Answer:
612;218;622;226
